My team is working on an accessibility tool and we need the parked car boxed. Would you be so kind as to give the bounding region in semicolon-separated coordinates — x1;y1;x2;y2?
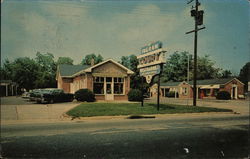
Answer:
34;89;74;104
21;92;30;99
29;89;43;101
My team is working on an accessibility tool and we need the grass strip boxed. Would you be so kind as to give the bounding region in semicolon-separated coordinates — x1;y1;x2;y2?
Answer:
66;103;233;118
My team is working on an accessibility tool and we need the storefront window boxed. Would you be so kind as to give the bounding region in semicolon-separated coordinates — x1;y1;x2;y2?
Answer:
106;77;112;82
94;77;104;94
114;77;124;94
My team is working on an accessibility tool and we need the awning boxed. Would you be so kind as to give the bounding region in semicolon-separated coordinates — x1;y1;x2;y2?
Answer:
199;85;220;89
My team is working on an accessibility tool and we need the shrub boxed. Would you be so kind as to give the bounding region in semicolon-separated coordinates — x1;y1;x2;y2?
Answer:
128;89;143;101
166;91;178;98
216;91;231;100
75;89;95;102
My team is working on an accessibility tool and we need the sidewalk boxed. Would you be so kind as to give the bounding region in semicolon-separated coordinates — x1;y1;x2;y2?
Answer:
1;97;249;125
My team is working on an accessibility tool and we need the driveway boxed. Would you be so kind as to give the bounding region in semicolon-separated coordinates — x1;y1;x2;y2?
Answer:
1;97;79;124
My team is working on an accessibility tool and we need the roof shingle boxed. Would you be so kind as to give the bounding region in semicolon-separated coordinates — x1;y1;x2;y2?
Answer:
58;64;90;77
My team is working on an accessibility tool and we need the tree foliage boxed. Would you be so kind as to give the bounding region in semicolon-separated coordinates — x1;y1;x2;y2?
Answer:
34;52;57;88
162;51;221;82
120;54;149;91
81;54;103;65
1;52;61;91
1;57;40;90
220;70;232;78
238;62;250;91
162;51;191;82
57;57;74;65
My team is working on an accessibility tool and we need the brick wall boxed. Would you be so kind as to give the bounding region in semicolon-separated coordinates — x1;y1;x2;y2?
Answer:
220;79;244;98
86;73;93;91
179;83;192;98
114;95;128;100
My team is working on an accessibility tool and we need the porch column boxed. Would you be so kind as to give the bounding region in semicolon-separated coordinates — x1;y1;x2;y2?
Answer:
6;84;8;96
196;87;199;99
11;85;14;96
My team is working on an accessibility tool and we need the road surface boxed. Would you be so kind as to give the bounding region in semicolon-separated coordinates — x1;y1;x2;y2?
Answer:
1;115;249;158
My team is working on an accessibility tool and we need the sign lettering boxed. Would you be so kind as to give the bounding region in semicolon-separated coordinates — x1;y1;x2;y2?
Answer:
137;41;167;83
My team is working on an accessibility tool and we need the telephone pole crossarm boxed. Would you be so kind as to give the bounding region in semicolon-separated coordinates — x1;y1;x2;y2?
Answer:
185;26;206;34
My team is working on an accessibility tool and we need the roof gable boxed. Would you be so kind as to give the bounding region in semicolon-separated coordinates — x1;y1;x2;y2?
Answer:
84;59;134;75
58;64;90;77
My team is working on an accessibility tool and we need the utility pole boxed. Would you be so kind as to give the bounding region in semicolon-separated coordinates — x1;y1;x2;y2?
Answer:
186;0;205;106
187;53;190;106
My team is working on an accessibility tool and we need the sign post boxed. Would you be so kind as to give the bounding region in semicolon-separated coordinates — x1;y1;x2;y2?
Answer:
141;76;144;107
137;41;166;110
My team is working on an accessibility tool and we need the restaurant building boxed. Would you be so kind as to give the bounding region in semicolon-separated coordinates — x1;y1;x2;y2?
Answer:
56;59;134;100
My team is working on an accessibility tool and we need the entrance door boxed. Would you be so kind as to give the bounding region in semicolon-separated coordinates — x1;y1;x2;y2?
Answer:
232;87;237;99
106;83;114;100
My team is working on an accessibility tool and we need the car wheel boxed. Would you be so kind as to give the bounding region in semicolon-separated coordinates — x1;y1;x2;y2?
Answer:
50;99;54;104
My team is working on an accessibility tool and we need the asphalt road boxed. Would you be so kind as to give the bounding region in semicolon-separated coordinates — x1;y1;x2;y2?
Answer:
1;115;249;159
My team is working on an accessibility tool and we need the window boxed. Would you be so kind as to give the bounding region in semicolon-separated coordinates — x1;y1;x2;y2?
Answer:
114;77;124;94
203;89;210;96
93;77;104;94
213;89;219;96
182;87;188;95
106;77;112;82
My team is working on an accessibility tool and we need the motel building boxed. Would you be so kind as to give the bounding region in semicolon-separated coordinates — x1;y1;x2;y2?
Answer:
56;59;134;101
150;77;245;99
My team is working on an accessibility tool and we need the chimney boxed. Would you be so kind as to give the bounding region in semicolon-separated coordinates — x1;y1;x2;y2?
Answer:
91;58;95;66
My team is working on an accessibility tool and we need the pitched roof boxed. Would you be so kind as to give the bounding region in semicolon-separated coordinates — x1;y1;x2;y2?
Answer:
57;59;134;78
77;59;134;76
160;77;243;87
58;64;90;77
188;77;236;85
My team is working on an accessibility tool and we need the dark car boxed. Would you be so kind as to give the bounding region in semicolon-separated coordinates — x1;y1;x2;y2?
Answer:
29;89;43;101
35;89;74;104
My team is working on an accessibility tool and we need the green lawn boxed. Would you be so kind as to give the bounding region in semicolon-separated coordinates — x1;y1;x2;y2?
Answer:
66;103;233;117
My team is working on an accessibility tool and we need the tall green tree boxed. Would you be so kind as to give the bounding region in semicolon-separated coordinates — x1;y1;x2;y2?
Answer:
1;57;40;90
196;55;221;80
57;57;74;65
0;59;13;80
162;51;221;82
220;70;232;78
120;56;130;68
119;54;148;91
162;51;192;82
81;54;103;65
238;62;250;92
35;52;57;88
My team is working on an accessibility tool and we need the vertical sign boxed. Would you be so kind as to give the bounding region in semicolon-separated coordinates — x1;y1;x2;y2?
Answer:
137;41;166;110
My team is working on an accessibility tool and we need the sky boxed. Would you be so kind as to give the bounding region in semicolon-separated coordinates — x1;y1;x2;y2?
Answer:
1;0;249;74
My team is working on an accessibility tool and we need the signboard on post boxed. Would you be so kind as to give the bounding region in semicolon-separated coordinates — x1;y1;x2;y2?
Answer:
139;65;161;84
137;41;167;111
137;41;166;84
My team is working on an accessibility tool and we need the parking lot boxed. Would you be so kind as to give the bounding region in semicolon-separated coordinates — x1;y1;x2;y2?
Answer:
1;96;79;123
